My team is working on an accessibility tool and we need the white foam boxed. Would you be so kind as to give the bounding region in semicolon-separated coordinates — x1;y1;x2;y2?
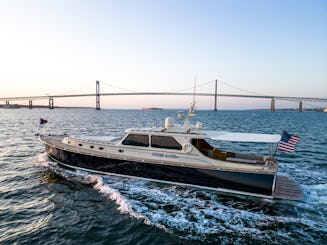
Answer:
91;175;167;231
93;176;135;214
302;183;327;204
34;153;51;167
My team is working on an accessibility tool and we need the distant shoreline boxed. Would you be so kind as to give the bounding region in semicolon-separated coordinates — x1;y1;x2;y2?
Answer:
0;104;93;109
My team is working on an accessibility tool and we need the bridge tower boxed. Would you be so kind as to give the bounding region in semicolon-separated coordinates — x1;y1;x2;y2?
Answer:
271;98;275;112
298;100;303;112
29;100;33;109
49;97;54;109
96;80;100;110
214;79;218;111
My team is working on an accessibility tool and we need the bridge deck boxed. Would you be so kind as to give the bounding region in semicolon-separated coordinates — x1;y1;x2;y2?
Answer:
1;92;326;102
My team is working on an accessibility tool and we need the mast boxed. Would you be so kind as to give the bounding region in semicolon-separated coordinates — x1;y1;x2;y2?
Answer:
183;77;197;131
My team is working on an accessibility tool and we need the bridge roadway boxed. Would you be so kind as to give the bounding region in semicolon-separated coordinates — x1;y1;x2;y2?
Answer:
1;92;327;102
1;92;326;111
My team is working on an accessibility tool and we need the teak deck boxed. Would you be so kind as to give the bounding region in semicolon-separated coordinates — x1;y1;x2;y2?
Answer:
273;175;303;200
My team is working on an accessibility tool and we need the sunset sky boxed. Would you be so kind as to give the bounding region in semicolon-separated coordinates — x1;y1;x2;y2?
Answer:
0;0;326;109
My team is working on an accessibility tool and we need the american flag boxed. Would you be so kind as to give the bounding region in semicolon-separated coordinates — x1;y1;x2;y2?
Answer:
277;131;300;152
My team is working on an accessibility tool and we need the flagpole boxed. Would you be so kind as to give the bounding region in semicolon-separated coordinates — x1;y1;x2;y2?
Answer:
38;118;48;136
272;131;284;157
272;142;279;157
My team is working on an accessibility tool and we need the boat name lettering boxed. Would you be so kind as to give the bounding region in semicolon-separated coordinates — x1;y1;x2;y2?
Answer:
152;153;164;157
152;153;178;158
165;154;178;158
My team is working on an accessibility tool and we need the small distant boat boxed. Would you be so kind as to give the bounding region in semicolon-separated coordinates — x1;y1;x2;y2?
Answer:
40;102;302;200
324;108;327;112
142;107;163;110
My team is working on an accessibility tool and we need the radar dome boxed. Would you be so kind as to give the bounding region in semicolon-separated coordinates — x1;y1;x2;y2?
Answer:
165;117;175;128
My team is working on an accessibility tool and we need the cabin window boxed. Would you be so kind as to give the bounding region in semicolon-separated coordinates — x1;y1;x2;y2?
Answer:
78;143;83;147
151;136;182;150
122;134;149;147
90;145;94;149
99;147;104;150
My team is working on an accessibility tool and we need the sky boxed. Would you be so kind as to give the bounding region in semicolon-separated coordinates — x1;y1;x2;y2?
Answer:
0;0;326;109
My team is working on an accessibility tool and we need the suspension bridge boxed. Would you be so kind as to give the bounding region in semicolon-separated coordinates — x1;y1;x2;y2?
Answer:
0;80;326;111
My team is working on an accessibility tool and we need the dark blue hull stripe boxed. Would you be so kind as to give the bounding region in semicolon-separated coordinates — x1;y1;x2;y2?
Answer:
47;146;274;196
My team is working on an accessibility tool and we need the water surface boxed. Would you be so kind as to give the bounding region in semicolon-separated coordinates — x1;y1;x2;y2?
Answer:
0;108;326;244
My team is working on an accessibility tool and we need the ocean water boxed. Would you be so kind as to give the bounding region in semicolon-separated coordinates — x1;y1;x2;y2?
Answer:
0;108;326;244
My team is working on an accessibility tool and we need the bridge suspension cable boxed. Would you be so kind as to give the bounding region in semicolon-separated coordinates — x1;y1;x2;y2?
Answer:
218;79;265;96
164;80;214;93
42;78;274;98
101;81;141;93
57;81;95;95
100;79;215;94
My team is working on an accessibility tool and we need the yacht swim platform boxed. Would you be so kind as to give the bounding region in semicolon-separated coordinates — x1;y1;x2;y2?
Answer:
273;176;303;200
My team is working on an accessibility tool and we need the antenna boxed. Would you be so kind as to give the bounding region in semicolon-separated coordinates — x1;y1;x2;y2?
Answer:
193;76;196;105
176;77;198;132
187;76;196;117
